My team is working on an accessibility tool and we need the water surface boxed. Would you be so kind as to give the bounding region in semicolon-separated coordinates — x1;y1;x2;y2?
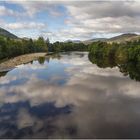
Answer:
0;52;140;138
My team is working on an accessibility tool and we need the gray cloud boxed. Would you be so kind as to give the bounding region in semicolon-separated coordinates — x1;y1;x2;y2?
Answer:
7;1;65;17
66;1;140;19
0;5;20;17
2;1;140;41
40;1;140;41
3;22;46;30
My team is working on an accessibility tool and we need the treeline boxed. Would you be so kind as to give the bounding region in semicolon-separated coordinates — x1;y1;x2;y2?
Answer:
49;41;88;52
0;36;48;59
0;36;88;60
88;40;140;81
89;40;140;65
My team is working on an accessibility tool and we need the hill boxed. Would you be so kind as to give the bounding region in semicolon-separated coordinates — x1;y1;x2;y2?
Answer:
64;40;81;43
0;27;18;39
83;38;107;45
107;33;140;43
83;33;140;44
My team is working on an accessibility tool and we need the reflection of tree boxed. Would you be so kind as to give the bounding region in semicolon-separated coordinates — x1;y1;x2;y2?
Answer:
0;71;8;78
50;54;61;60
45;57;50;63
37;54;62;64
88;53;140;81
30;60;33;64
38;57;46;65
118;62;140;81
75;52;85;58
88;53;116;68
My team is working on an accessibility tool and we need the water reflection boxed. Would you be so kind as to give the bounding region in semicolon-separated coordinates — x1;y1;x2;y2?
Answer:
88;52;140;81
0;52;140;138
0;71;8;78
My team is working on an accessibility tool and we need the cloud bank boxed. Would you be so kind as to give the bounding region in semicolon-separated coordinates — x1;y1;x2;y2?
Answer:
0;1;140;41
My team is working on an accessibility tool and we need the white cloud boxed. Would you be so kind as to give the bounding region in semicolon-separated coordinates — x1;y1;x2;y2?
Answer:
0;5;19;16
2;1;140;41
39;1;140;41
7;1;64;17
60;1;140;40
2;22;46;30
0;4;27;18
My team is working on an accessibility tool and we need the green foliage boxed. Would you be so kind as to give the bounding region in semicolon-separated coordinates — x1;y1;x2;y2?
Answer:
0;36;48;59
0;36;88;60
38;56;45;65
34;37;48;52
89;40;140;81
50;41;88;52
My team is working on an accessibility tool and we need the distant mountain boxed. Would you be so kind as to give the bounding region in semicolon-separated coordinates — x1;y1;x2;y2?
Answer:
107;33;140;43
0;27;18;39
83;33;140;44
64;40;81;43
82;38;107;45
72;40;81;43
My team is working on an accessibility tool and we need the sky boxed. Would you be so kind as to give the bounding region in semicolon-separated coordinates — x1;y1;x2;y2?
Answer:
0;0;140;42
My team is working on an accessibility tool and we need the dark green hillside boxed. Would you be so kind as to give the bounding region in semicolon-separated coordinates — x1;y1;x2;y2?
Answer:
0;27;18;39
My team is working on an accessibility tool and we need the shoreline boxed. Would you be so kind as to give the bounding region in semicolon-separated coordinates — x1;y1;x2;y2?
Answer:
0;53;47;72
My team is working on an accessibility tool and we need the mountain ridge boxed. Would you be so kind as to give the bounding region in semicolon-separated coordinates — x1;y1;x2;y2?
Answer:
106;33;139;43
0;27;139;44
0;27;18;39
83;33;140;44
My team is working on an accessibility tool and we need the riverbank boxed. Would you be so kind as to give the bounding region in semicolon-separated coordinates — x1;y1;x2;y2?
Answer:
0;53;47;72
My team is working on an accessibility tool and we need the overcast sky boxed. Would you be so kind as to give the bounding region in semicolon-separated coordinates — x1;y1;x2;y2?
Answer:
0;0;140;42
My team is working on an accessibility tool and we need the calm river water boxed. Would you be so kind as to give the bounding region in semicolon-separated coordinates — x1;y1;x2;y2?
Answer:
0;52;140;138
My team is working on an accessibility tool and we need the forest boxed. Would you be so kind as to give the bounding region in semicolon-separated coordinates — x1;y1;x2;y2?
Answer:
0;36;88;60
88;40;140;81
0;36;48;59
49;41;88;52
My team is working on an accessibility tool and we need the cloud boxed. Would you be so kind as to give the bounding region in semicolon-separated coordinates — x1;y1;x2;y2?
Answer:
59;1;140;40
65;1;140;19
0;5;20;17
39;1;140;41
3;22;46;30
1;1;140;41
7;1;64;17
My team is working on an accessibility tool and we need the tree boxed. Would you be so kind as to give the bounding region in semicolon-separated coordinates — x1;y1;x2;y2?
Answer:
34;36;48;52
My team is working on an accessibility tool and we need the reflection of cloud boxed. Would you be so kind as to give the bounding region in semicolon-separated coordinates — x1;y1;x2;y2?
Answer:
17;108;44;137
0;52;140;138
17;108;35;129
16;63;47;70
0;75;17;84
0;54;139;107
50;92;140;138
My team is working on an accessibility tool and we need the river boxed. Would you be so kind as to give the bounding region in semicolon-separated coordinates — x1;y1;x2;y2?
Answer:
0;52;140;138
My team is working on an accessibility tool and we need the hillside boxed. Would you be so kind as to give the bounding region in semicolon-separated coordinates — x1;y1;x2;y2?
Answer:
83;38;107;45
83;33;140;44
0;27;18;39
64;40;81;43
107;33;140;43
